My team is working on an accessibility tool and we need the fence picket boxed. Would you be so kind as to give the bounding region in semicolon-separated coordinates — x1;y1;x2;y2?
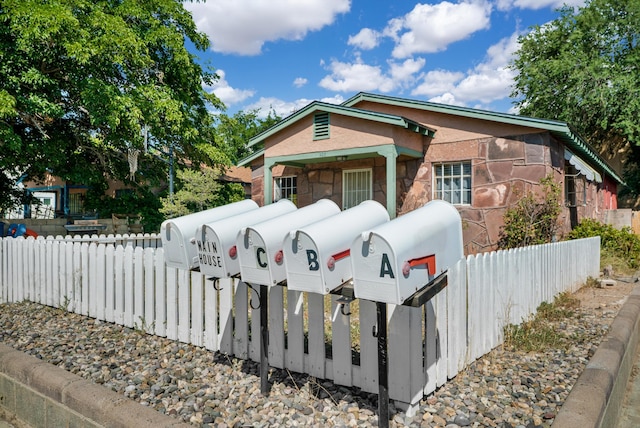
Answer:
330;295;352;387
285;289;304;373
233;281;249;359
154;249;166;338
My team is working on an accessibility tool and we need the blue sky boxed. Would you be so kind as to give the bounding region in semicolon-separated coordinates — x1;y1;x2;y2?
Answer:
183;0;587;118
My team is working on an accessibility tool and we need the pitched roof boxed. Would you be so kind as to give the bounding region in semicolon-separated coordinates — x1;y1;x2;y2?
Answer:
246;100;435;149
343;92;623;184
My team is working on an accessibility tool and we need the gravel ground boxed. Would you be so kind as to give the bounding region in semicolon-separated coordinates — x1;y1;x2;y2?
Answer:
0;282;634;427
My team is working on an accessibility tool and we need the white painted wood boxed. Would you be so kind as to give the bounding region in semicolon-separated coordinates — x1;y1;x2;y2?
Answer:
306;292;325;378
203;274;218;351
249;284;261;362
123;246;135;327
190;270;204;346
358;299;378;394
165;267;178;340
95;244;106;320
134;247;145;329
177;269;190;343
285;289;304;373
80;243;89;316
218;277;234;354
114;246;125;325
105;245;115;323
268;285;285;369
331;294;352;387
154;249;166;338
144;248;155;335
88;244;98;318
233;280;249;359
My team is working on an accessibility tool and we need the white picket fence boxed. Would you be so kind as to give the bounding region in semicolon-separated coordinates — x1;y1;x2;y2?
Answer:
0;235;600;408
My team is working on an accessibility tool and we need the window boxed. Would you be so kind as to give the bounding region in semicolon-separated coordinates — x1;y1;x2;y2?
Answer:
433;162;472;205
343;168;372;210
274;176;297;204
313;112;330;140
68;192;85;215
565;164;586;207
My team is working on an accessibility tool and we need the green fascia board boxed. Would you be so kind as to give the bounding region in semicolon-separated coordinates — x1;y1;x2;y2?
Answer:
264;145;423;167
247;101;435;148
343;92;623;184
237;149;265;167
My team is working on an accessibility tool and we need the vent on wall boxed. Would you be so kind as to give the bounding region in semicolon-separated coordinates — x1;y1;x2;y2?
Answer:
313;112;330;140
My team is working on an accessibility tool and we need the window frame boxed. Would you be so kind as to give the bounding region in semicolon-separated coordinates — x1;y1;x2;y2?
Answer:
273;175;297;204
342;168;373;210
432;161;472;205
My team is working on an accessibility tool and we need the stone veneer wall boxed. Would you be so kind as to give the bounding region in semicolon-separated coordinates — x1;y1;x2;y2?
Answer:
400;132;568;254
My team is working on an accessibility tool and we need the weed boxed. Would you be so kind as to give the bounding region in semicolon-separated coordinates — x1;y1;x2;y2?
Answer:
503;292;579;352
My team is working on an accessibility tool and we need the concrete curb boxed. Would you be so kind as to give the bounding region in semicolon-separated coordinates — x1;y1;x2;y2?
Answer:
0;343;189;428
553;286;640;428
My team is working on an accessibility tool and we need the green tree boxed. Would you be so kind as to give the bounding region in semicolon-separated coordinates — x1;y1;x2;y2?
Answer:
498;175;562;249
0;0;225;210
159;168;244;219
510;0;640;203
213;109;281;164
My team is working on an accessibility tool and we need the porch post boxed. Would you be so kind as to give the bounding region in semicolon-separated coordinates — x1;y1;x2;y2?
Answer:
264;159;275;205
380;147;398;219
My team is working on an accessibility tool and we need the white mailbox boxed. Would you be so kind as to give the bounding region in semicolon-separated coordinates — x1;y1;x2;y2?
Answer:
351;200;463;305
195;199;298;278
161;199;259;270
237;199;341;286
284;200;390;295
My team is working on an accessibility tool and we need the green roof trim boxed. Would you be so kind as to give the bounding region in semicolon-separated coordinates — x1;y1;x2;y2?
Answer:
247;101;436;149
343;92;623;184
237;148;264;167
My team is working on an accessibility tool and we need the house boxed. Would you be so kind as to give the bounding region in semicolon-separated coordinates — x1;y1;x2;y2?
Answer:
239;92;623;254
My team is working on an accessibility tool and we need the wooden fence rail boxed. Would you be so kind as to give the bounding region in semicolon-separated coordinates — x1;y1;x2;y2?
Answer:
0;235;600;411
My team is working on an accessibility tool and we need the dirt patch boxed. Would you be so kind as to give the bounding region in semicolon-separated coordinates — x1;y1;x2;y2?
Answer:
574;277;638;310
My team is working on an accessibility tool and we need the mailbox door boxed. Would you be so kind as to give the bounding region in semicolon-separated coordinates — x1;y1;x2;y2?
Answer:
283;231;326;294
161;199;258;270
195;200;297;278
351;234;402;304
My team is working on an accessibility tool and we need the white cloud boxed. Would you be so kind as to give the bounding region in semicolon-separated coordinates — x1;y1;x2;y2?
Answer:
496;0;585;10
245;95;345;119
293;77;308;88
245;97;312;118
348;28;381;50
203;70;254;107
387;1;493;58
412;70;465;97
319;57;425;93
319;59;395;92
184;0;351;55
413;32;519;106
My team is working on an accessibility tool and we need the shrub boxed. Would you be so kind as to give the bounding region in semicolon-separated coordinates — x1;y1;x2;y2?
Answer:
568;218;640;270
498;174;562;249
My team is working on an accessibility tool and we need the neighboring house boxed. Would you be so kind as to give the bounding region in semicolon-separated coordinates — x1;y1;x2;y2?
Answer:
239;92;623;254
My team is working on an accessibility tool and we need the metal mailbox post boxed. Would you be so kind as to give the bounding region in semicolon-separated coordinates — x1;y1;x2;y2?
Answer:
160;199;259;270
350;200;464;427
283;200;389;295
195;199;297;279
236;198;341;394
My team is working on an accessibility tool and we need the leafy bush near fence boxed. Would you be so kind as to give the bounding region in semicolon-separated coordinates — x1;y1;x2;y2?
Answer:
568;218;640;271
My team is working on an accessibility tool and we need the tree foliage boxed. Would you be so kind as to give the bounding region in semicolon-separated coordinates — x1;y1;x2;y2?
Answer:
510;0;640;167
159;168;244;219
0;0;225;207
213;109;281;164
498;175;562;250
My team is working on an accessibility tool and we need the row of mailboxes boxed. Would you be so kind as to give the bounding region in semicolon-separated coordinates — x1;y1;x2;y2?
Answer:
161;199;259;270
161;198;463;305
